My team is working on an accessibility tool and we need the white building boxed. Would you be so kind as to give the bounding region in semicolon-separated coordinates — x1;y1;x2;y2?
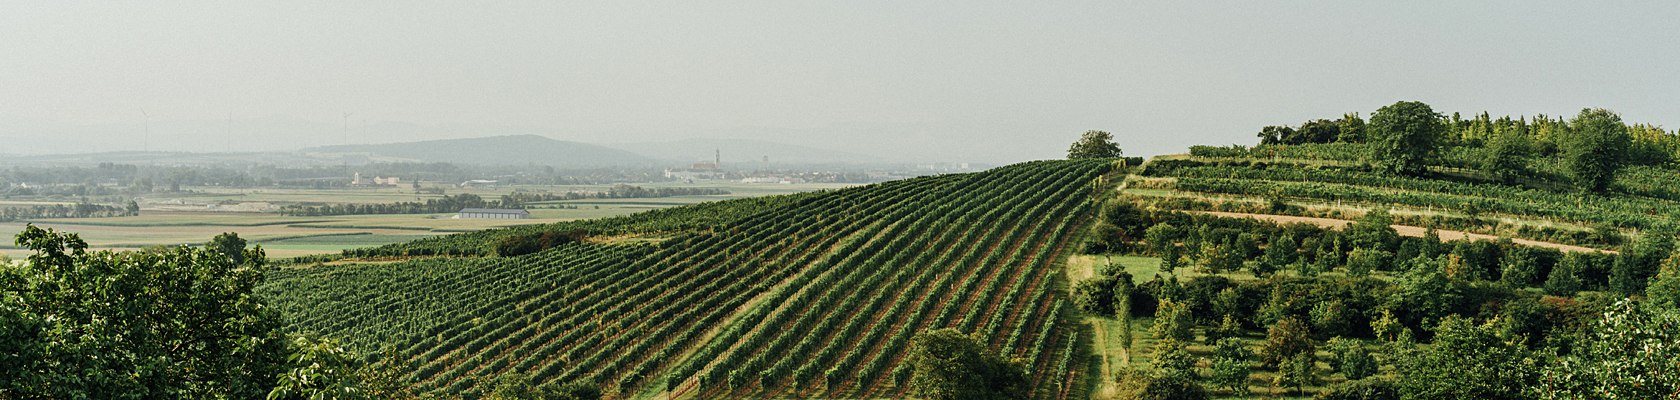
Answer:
458;208;530;219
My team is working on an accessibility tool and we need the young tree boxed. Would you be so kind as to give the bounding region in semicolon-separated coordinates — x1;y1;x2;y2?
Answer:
1144;222;1180;256
1153;338;1197;381
1346;248;1389;277
1151;299;1195;342
1648;253;1680;311
1348;208;1399;253
1561;108;1631;193
1259;233;1297;277
1067;130;1124;159
1325;337;1377;380
1544;253;1586;296
905;329;1029;400
1367;101;1446;175
1274;351;1319;396
1210;338;1252;396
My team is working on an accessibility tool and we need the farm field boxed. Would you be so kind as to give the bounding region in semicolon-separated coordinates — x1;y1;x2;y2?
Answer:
0;182;847;259
257;160;1117;399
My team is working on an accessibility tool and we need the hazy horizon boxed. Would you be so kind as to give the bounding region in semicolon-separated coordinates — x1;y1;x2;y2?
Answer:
4;1;1677;163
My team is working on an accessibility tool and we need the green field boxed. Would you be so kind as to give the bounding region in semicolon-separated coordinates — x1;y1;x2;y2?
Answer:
0;182;849;259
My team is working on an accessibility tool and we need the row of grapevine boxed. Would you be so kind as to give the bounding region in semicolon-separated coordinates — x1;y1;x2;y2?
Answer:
259;160;1111;398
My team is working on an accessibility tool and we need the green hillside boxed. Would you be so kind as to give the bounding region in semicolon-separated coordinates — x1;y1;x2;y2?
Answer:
248;106;1680;400
259;160;1117;398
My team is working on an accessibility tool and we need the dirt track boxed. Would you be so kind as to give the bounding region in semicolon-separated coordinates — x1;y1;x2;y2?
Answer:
1194;211;1614;254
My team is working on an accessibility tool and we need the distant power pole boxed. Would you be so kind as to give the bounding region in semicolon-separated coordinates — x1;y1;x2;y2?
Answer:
342;112;354;146
715;149;720;167
139;109;150;152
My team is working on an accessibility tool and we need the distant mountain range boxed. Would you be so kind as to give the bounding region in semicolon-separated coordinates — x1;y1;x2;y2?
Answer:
303;135;658;168
0;134;898;169
614;138;887;165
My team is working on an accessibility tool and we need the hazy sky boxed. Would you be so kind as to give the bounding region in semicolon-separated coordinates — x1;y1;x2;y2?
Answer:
3;1;1677;162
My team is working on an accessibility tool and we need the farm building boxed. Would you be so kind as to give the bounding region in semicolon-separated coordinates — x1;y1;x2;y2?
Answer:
458;208;530;219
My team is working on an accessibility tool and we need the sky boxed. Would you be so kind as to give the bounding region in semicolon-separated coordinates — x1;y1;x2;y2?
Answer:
2;1;1677;163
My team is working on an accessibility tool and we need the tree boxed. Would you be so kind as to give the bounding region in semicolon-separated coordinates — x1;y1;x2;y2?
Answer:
1325;337;1376;380
1562;108;1631;193
1153;338;1197;381
905;329;1029;400
1337;112;1367;143
1346;248;1389;277
1259;317;1315;367
2;225;289;399
1648;253;1680;311
1544;253;1586;296
1210;338;1252;396
209;231;249;265
1257;125;1295;146
1072;275;1119;315
1397;316;1539;400
1297;119;1342;144
1484;128;1529;184
1347;208;1398;253
1499;247;1542;288
1114;366;1210;400
1274;351;1320;396
1367;101;1446;175
1151;299;1195;342
1067;130;1124;159
1259;233;1297;277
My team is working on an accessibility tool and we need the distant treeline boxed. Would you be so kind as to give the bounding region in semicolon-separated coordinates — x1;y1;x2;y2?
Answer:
279;194;494;217
0;162;667;191
278;185;730;216
508;184;730;204
0;201;139;222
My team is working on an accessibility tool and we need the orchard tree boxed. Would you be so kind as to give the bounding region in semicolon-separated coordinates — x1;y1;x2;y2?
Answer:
1210;338;1252;396
1562;108;1631;193
1368;101;1446;175
1067;130;1124;159
1259;317;1315;367
1151;299;1195;342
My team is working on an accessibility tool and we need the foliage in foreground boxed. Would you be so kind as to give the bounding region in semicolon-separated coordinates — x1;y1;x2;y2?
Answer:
905;329;1030;400
0;227;425;399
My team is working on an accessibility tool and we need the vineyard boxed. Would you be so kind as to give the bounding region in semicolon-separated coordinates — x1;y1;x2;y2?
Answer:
259;159;1116;398
1133;144;1680;250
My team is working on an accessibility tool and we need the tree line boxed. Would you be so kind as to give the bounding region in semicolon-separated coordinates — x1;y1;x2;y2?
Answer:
1251;101;1674;194
0;200;138;222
